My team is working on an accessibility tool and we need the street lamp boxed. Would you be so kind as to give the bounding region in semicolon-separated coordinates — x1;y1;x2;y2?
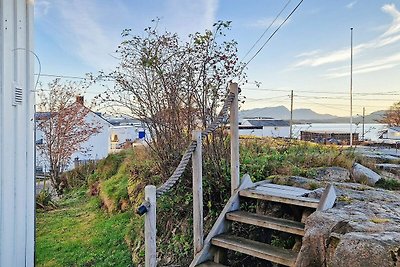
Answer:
350;27;354;146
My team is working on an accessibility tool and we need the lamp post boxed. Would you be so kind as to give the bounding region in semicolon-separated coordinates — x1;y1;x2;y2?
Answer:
350;27;354;147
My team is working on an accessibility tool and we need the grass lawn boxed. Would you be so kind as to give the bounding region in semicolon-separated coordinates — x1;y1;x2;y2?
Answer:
36;188;133;267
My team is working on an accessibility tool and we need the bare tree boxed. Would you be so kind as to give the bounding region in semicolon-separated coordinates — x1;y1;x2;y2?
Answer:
36;79;102;194
95;20;246;176
380;101;400;127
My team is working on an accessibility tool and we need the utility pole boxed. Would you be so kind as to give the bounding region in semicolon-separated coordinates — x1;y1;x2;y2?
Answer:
349;27;354;147
362;107;365;141
289;90;294;139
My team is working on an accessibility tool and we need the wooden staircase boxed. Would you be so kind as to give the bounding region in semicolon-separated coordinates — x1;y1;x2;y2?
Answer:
139;85;337;267
191;176;336;267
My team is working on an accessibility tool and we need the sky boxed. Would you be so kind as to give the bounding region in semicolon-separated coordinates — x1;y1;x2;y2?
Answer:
34;0;400;116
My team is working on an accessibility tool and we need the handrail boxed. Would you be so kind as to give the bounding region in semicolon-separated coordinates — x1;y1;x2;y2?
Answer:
139;82;239;267
137;90;236;215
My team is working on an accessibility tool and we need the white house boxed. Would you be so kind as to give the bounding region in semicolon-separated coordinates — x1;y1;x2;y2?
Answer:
110;125;138;150
387;127;400;140
70;108;112;168
0;0;35;266
109;124;149;152
240;117;290;138
36;96;112;172
379;126;400;143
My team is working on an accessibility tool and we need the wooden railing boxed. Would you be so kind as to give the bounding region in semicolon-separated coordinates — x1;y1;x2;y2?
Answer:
139;83;239;267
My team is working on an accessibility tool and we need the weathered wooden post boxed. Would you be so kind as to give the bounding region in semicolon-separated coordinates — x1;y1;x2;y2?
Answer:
192;130;204;255
230;82;240;195
145;185;157;267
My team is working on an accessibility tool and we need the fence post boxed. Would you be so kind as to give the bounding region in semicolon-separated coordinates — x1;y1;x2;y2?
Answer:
192;130;204;255
145;185;157;267
230;82;240;195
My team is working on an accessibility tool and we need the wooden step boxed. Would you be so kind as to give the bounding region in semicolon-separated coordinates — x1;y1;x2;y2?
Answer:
196;261;228;267
226;211;305;236
240;188;319;209
256;183;311;196
211;234;297;267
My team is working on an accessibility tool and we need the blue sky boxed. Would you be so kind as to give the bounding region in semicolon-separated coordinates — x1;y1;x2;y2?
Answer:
34;1;400;116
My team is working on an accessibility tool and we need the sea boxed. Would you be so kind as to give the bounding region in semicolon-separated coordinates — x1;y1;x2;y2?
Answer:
292;123;386;141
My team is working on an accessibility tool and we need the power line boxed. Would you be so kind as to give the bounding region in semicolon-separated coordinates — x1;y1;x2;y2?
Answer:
241;0;292;62
242;0;305;70
245;95;289;102
242;87;400;96
295;100;389;109
295;95;397;101
35;73;115;82
35;73;88;80
243;87;400;95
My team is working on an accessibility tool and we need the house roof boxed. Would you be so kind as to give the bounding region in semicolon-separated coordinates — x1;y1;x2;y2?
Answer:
244;119;290;127
108;117;142;126
34;103;112;126
35;112;54;120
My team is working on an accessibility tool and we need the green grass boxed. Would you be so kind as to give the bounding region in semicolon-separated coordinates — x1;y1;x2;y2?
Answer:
36;139;358;266
36;188;133;267
375;178;400;190
240;138;355;182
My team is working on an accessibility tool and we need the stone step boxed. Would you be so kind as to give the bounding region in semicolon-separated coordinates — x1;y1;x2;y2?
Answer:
211;234;297;267
239;188;320;209
226;211;305;236
196;261;228;267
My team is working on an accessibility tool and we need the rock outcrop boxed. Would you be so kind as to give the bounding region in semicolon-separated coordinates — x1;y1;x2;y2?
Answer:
376;163;400;176
296;182;400;267
352;163;382;185
314;167;351;183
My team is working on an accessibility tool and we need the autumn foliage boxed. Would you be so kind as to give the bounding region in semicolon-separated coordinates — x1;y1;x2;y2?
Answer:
37;79;101;194
381;101;400;126
95;20;246;177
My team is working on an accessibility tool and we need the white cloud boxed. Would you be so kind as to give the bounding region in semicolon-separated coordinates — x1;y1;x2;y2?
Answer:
34;0;51;18
37;0;220;72
324;52;400;78
381;3;400;37
164;0;219;36
52;0;121;71
293;4;400;69
346;1;357;9
248;17;289;29
203;0;219;30
295;49;321;58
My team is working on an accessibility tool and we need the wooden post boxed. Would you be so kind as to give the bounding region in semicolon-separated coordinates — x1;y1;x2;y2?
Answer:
145;185;157;267
192;130;204;255
230;82;240;195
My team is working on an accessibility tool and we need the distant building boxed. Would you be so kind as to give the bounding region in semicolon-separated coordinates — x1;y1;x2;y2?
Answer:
386;127;400;140
109;125;148;152
300;131;359;145
35;96;112;172
379;126;400;142
239;118;290;138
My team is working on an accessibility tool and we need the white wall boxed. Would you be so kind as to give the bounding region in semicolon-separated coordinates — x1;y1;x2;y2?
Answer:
110;125;138;150
0;0;35;266
36;112;112;171
387;129;400;140
238;127;289;138
69;112;111;169
262;126;290;138
238;128;263;137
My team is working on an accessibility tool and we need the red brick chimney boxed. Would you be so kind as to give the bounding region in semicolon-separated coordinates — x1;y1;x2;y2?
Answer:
76;95;84;105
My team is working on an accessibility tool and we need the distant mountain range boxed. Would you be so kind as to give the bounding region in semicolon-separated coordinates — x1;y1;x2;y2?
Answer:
239;105;386;123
